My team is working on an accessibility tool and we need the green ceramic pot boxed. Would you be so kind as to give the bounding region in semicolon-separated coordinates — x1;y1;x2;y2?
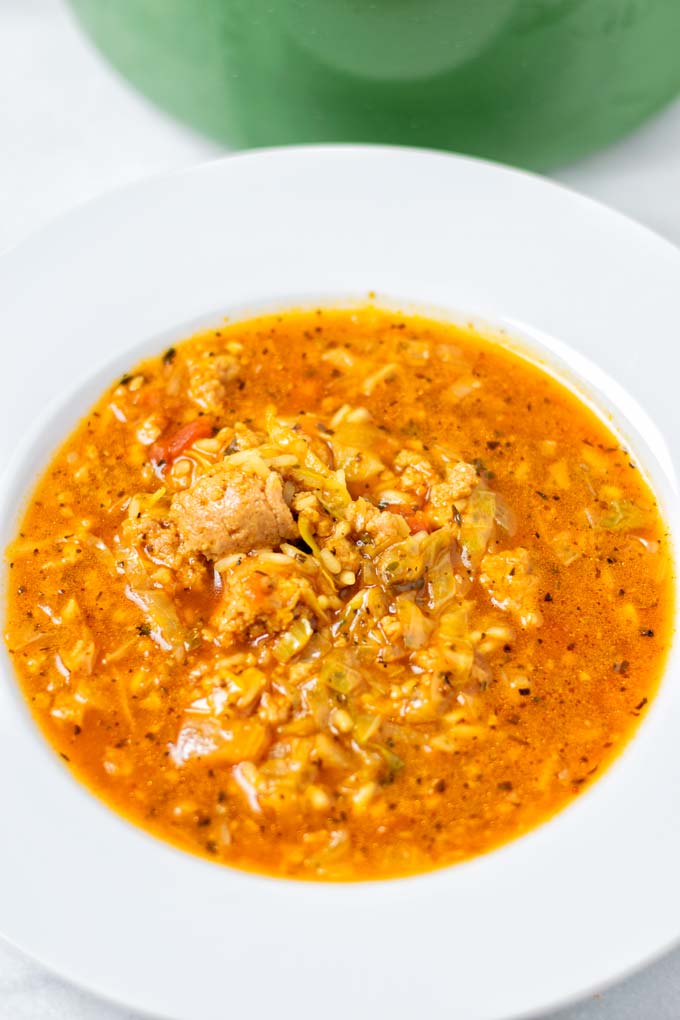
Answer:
68;0;680;170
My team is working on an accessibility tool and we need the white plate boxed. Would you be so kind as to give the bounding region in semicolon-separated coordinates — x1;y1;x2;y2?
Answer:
0;146;678;1020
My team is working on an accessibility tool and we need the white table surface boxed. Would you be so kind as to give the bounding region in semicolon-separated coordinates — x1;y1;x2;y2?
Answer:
2;1;680;1018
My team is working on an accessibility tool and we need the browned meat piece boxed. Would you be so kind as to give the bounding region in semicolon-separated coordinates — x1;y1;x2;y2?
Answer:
345;497;410;551
121;513;180;569
428;461;479;526
170;462;297;560
211;560;317;644
393;449;438;494
120;511;209;590
187;353;241;414
479;548;543;628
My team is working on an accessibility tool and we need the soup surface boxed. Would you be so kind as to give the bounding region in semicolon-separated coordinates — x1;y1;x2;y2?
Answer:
4;307;674;879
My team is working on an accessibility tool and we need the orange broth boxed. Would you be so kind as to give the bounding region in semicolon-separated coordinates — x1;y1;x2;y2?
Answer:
4;307;674;879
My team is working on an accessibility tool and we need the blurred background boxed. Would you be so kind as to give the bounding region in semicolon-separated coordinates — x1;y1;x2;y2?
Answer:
3;0;680;252
2;0;680;1018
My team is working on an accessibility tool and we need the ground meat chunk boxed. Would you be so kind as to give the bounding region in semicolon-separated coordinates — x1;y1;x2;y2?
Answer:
121;513;180;569
120;511;208;589
427;461;479;526
187;353;241;414
345;497;410;551
393;449;438;495
479;548;543;628
170;462;297;560
211;560;317;644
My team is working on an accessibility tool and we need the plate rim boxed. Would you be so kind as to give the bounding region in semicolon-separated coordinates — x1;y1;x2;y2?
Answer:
0;143;679;1020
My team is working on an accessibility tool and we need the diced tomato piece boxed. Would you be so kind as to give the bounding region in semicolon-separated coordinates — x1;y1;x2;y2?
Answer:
382;503;431;533
150;417;213;466
384;504;412;518
406;511;431;534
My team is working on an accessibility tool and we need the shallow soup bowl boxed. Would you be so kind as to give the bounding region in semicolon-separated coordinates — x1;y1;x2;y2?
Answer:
0;146;678;1020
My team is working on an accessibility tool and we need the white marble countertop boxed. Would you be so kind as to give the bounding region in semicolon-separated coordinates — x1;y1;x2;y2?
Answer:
2;1;680;1018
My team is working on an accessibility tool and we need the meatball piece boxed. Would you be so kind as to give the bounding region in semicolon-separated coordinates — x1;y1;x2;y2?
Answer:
170;462;297;560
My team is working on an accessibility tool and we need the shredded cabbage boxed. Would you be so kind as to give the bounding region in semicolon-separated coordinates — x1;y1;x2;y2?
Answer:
396;595;433;649
353;714;381;745
375;531;430;585
329;420;386;482
332;585;389;642
125;586;187;661
437;605;470;641
599;499;648;532
170;716;269;766
423;527;457;612
272;617;315;663
373;744;404;775
321;654;363;694
460;489;496;569
264;407;351;515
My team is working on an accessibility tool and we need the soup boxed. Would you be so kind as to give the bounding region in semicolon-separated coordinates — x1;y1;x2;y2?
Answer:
4;307;673;879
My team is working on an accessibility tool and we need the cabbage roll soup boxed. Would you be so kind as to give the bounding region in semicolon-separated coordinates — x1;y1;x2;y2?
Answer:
4;307;674;880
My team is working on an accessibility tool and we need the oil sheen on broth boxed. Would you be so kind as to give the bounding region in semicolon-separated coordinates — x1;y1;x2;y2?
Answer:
4;307;674;880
